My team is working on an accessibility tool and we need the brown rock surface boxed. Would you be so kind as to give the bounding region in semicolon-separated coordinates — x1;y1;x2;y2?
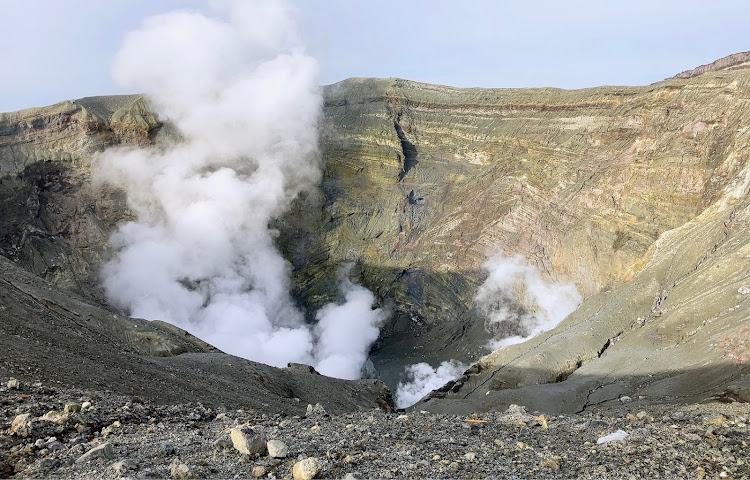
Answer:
674;51;750;79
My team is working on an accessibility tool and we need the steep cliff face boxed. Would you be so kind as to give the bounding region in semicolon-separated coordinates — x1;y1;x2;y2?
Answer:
281;71;750;384
0;95;159;299
2;65;750;405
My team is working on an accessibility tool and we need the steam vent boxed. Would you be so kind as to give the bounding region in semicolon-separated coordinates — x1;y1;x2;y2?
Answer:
2;51;750;479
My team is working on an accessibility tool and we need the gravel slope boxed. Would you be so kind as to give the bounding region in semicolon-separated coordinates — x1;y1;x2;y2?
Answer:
2;378;748;479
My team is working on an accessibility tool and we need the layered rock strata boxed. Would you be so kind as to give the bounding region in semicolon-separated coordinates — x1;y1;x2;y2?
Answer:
2;64;750;404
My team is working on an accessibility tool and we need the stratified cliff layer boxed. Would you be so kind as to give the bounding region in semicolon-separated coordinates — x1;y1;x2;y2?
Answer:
1;64;750;407
283;70;750;386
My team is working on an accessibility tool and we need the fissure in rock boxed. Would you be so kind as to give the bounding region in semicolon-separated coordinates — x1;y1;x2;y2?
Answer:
394;114;417;181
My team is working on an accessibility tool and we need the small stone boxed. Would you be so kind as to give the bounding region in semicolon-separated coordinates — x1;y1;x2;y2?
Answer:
81;401;92;411
533;414;550;429
76;442;115;463
597;430;629;444
230;426;267;455
35;439;46;448
170;459;194;479
704;414;726;425
540;458;560;469
41;410;66;423
619;395;632;403
397;414;409;420
162;442;176;455
292;457;321;480
111;458;137;476
10;414;33;437
64;402;82;414
306;403;327;417
464;452;476;461
213;437;232;449
7;378;21;390
252;465;266;478
46;441;64;451
267;439;289;458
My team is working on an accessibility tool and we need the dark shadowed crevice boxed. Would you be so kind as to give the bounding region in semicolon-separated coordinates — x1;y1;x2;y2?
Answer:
394;114;417;181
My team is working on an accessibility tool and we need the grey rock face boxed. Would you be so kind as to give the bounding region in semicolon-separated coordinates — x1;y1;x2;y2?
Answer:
75;442;115;463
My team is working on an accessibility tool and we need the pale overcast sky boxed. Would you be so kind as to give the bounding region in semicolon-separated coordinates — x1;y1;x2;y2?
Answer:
1;0;748;112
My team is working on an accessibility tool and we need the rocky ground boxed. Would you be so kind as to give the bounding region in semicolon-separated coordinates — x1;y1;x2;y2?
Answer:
2;377;748;479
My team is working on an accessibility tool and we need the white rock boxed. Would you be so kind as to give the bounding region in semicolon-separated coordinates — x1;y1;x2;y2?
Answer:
230;426;267;455
41;410;67;423
597;429;629;444
267;439;289;458
170;459;194;479
292;457;321;480
252;465;266;477
619;395;632;403
306;403;326;416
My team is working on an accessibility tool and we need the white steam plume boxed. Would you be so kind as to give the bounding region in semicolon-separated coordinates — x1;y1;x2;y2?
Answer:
314;266;389;379
394;360;469;409
95;1;386;378
394;251;580;408
476;251;582;350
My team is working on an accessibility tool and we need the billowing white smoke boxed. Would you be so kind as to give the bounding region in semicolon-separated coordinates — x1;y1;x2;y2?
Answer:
395;251;581;408
313;267;388;379
476;251;582;350
394;360;469;409
95;1;386;379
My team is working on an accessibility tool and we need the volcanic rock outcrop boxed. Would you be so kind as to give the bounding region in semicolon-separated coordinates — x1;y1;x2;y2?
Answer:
2;56;750;412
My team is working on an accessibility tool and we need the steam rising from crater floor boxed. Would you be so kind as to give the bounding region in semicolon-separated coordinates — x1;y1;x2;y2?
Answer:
476;251;582;350
395;252;581;408
95;0;386;379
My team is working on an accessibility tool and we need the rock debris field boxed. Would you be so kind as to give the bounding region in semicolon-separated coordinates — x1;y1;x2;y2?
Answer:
1;378;749;479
